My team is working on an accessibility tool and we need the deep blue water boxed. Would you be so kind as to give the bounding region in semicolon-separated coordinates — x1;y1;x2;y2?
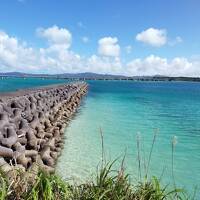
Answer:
0;78;200;197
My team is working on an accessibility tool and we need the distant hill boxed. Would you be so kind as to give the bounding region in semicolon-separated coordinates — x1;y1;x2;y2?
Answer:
0;72;200;82
0;72;128;79
0;72;29;77
57;72;128;79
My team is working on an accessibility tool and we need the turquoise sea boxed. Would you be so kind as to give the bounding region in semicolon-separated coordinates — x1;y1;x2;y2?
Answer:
0;78;200;196
0;77;68;92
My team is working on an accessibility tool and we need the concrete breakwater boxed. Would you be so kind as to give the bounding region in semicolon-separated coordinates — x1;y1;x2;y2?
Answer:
0;82;87;173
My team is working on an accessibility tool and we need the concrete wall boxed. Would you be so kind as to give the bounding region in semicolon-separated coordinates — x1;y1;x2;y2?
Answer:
0;82;87;173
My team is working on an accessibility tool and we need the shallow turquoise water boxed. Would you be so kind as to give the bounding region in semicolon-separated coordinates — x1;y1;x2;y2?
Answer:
0;78;200;196
56;80;200;196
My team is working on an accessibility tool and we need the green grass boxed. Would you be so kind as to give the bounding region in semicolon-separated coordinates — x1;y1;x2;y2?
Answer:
0;131;196;199
0;161;191;200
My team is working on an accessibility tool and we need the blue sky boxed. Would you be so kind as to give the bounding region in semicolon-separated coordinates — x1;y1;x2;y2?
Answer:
0;0;199;76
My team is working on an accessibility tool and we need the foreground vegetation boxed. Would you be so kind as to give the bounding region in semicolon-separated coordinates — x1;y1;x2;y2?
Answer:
0;131;196;199
0;163;190;200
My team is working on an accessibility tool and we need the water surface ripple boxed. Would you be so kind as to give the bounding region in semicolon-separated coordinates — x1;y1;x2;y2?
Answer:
56;81;200;196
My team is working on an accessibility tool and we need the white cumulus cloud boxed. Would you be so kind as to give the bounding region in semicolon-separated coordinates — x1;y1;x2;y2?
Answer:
0;27;199;77
37;25;72;49
136;28;167;47
126;55;199;77
0;31;39;72
86;55;122;74
98;37;120;57
0;28;123;74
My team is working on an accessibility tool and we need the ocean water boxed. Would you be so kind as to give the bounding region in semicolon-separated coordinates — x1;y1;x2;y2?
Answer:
0;78;199;196
56;80;200;196
0;77;69;92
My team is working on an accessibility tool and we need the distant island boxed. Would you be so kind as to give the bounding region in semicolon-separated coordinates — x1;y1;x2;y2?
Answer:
1;72;200;82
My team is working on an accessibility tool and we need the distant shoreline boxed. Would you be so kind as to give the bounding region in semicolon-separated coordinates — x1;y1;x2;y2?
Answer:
1;75;200;82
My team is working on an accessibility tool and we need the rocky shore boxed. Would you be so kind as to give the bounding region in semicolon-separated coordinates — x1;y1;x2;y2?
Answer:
0;82;87;174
